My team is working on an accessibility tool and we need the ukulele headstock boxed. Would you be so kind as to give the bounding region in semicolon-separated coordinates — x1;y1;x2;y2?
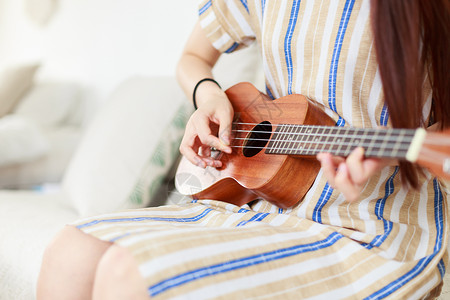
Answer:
416;130;450;180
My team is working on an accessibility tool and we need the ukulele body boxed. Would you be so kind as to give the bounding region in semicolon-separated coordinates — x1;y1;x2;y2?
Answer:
176;82;335;208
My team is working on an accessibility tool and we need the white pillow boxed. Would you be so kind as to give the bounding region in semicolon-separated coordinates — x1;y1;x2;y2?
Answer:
0;115;49;167
14;82;81;127
0;64;40;117
62;76;188;216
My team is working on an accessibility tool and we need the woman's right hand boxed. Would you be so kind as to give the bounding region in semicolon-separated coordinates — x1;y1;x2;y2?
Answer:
179;90;234;169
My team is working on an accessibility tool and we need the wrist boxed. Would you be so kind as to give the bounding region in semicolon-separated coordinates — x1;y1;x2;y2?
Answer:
192;78;222;109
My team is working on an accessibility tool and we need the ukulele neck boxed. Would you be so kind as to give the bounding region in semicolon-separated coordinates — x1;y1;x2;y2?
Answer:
265;125;426;162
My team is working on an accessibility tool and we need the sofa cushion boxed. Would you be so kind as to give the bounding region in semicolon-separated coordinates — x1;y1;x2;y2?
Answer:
0;114;49;167
13;81;81;127
0;126;81;189
0;63;40;117
62;76;188;216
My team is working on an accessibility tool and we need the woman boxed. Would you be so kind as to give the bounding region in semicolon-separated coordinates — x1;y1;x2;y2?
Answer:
37;0;449;299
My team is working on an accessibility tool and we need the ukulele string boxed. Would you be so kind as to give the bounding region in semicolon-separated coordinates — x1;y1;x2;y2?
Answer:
229;137;412;151
225;122;414;153
230;129;413;144
231;122;415;134
228;144;411;154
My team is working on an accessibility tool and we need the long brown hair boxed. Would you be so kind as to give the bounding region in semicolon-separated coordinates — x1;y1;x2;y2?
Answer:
371;0;450;187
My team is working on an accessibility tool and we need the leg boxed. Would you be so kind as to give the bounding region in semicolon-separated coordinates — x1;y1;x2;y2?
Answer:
93;245;148;300
37;225;112;300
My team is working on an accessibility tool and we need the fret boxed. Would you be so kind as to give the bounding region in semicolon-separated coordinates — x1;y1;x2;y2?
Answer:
286;125;297;155
281;124;293;154
357;129;371;156
333;127;350;156
289;124;302;154
376;128;394;158
304;127;325;155
327;127;342;154
365;129;381;157
347;128;362;156
274;124;288;154
266;125;283;154
389;129;405;159
313;127;326;155
293;126;309;155
302;126;315;155
319;127;333;153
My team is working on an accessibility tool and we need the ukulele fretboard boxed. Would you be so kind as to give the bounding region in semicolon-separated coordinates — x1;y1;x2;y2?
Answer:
265;125;416;159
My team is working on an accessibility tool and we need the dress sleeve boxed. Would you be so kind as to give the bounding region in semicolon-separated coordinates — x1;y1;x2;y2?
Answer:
198;0;256;53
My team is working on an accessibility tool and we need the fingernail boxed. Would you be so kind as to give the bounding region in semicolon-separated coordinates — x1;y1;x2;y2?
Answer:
338;163;346;173
357;147;365;156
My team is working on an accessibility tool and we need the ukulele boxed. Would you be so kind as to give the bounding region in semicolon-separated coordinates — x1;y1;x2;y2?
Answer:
175;82;450;208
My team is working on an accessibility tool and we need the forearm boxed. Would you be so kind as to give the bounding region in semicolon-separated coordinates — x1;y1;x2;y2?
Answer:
176;21;225;108
177;54;224;108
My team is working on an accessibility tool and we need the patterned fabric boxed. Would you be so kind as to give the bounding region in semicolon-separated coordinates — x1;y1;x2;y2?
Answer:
128;102;192;207
75;0;448;298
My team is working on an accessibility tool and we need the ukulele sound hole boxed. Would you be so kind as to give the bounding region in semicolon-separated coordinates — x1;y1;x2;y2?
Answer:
243;121;272;157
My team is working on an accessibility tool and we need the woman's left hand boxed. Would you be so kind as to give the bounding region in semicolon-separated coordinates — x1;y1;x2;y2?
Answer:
317;147;389;202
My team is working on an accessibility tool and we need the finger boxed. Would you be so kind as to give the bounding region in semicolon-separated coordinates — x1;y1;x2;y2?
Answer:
318;152;345;165
335;163;361;202
179;134;207;168
362;158;383;177
216;108;233;152
195;118;230;153
181;146;207;168
317;153;338;188
198;146;223;168
346;147;366;187
199;144;211;157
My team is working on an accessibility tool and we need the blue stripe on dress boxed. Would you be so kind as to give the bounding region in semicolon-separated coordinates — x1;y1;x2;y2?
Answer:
380;104;389;126
365;179;444;299
225;42;239;53
109;232;131;242
199;0;212;16
236;212;270;227
261;0;266;16
328;0;355;127
240;0;249;13
312;183;333;224
284;0;302;95
148;232;344;297
362;167;398;250
266;85;275;100
438;259;446;278
76;208;214;229
313;0;355;223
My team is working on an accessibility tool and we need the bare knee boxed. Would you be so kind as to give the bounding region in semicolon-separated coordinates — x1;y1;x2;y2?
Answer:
97;245;135;279
94;245;148;300
41;225;84;266
37;225;112;300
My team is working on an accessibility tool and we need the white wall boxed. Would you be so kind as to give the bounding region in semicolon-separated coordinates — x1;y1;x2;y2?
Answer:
0;0;199;104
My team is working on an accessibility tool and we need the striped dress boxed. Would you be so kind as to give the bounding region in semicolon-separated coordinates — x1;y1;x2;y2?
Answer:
75;0;448;298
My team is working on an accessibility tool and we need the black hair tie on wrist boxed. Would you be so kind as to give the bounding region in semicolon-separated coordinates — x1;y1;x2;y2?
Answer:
192;78;221;110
